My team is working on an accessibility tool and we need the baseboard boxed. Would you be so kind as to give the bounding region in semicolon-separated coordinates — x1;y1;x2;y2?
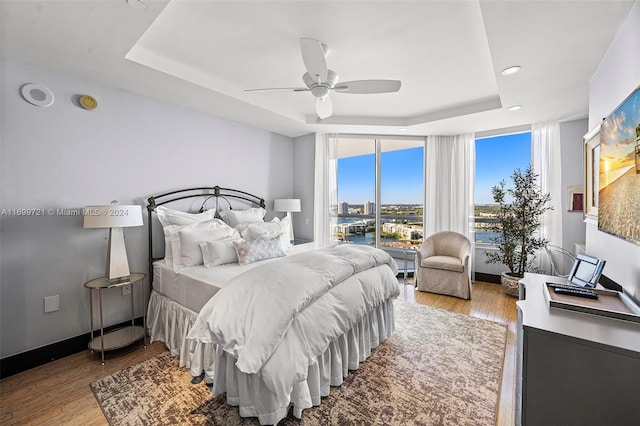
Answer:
475;272;501;284
0;317;144;379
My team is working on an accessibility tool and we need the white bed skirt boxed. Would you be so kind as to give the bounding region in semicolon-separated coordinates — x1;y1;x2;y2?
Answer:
213;298;396;425
147;290;216;380
148;289;396;425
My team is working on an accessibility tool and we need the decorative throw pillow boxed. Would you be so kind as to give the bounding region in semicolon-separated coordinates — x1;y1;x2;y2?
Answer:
171;220;240;269
241;217;284;240
242;216;291;248
219;207;266;228
232;237;287;265
200;239;240;267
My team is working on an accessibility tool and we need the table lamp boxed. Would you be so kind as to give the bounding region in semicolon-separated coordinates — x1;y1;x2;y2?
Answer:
84;202;143;282
274;198;301;243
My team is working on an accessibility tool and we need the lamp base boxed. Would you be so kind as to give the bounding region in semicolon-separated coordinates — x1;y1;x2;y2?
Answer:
285;211;294;246
106;227;132;281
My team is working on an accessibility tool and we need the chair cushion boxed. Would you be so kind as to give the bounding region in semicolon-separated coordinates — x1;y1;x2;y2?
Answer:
421;255;464;273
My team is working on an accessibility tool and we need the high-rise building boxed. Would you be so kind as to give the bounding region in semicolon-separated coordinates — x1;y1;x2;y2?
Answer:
338;201;349;215
364;201;375;215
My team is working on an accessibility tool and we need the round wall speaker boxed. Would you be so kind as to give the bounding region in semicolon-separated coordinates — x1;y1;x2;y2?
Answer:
20;83;54;107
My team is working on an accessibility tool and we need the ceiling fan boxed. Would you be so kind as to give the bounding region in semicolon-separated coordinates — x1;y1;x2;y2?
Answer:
245;38;401;119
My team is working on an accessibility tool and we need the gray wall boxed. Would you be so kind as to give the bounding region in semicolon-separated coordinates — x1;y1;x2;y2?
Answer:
292;133;316;241
0;60;294;358
586;1;640;301
559;118;588;252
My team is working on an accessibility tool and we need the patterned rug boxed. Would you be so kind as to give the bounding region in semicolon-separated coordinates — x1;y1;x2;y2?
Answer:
91;302;507;425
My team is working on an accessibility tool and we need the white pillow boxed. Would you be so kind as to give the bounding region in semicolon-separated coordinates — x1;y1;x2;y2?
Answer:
156;206;217;268
200;239;240;267
241;216;290;248
278;215;292;246
232;236;287;265
171;220;240;269
219;207;266;228
241;218;281;240
156;206;217;227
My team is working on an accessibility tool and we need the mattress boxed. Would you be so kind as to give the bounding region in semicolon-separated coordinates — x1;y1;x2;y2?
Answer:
147;242;320;377
152;242;318;313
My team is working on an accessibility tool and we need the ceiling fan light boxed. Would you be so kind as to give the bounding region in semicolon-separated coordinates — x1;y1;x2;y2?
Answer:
316;96;333;119
326;69;339;87
311;85;330;98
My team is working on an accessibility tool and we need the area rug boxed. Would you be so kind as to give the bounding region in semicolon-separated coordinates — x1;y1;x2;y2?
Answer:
91;302;507;425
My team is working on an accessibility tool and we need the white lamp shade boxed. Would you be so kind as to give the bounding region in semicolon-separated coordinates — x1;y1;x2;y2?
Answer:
274;199;301;213
83;204;143;228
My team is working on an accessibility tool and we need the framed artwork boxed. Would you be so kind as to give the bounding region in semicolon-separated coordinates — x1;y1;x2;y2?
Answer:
567;185;584;212
598;85;640;245
583;125;600;220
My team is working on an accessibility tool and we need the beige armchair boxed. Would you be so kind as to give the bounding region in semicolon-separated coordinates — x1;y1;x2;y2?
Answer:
415;231;472;299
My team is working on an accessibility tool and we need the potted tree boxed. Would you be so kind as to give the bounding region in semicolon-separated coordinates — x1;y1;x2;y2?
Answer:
485;165;552;297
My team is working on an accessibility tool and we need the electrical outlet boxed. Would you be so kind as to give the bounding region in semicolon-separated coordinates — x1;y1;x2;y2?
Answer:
122;284;131;296
44;295;59;313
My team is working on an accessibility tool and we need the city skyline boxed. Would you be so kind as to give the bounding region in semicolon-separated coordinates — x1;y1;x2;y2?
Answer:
337;133;531;205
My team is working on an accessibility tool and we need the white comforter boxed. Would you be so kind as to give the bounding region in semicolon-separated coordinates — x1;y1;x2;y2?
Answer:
187;244;399;402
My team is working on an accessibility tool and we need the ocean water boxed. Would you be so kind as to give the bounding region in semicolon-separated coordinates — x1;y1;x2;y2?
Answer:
337;216;498;244
475;230;499;243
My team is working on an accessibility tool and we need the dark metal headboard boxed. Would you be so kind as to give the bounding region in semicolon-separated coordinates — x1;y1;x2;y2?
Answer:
146;185;266;284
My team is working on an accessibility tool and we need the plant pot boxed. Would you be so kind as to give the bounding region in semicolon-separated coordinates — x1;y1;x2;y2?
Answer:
501;272;522;298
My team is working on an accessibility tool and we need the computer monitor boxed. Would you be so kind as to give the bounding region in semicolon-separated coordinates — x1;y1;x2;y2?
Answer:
567;253;606;288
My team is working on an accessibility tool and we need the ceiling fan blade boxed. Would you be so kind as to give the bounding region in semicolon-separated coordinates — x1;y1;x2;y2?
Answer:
333;80;401;94
316;96;333;119
245;87;308;92
300;38;328;84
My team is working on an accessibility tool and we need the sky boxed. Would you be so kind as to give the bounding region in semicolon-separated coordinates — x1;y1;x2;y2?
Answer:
475;132;531;204
337;133;531;205
600;87;640;170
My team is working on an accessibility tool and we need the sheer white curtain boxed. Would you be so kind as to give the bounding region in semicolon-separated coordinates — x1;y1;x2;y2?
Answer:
531;122;562;247
424;134;475;276
313;133;338;247
424;134;475;238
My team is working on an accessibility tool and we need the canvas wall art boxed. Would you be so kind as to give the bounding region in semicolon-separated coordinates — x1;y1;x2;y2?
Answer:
598;85;640;245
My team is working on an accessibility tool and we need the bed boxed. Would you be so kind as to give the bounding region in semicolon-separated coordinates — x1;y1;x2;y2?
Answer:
145;186;400;425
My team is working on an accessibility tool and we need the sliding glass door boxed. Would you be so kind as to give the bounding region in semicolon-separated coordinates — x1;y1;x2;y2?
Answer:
380;138;424;250
335;135;424;250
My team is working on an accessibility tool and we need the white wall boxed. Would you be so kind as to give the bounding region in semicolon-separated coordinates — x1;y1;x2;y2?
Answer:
0;60;294;358
587;1;640;301
292;133;316;241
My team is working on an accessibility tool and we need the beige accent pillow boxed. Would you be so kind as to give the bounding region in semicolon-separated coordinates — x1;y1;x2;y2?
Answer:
232;237;286;265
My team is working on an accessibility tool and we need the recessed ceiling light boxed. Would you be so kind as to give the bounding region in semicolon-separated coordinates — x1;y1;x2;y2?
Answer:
501;66;521;76
127;0;146;10
507;105;522;111
398;128;407;132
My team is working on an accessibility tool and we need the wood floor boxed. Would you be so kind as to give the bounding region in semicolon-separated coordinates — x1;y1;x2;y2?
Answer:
0;280;518;425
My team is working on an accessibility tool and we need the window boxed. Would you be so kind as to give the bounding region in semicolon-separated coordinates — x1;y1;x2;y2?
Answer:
474;132;531;244
335;136;424;251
